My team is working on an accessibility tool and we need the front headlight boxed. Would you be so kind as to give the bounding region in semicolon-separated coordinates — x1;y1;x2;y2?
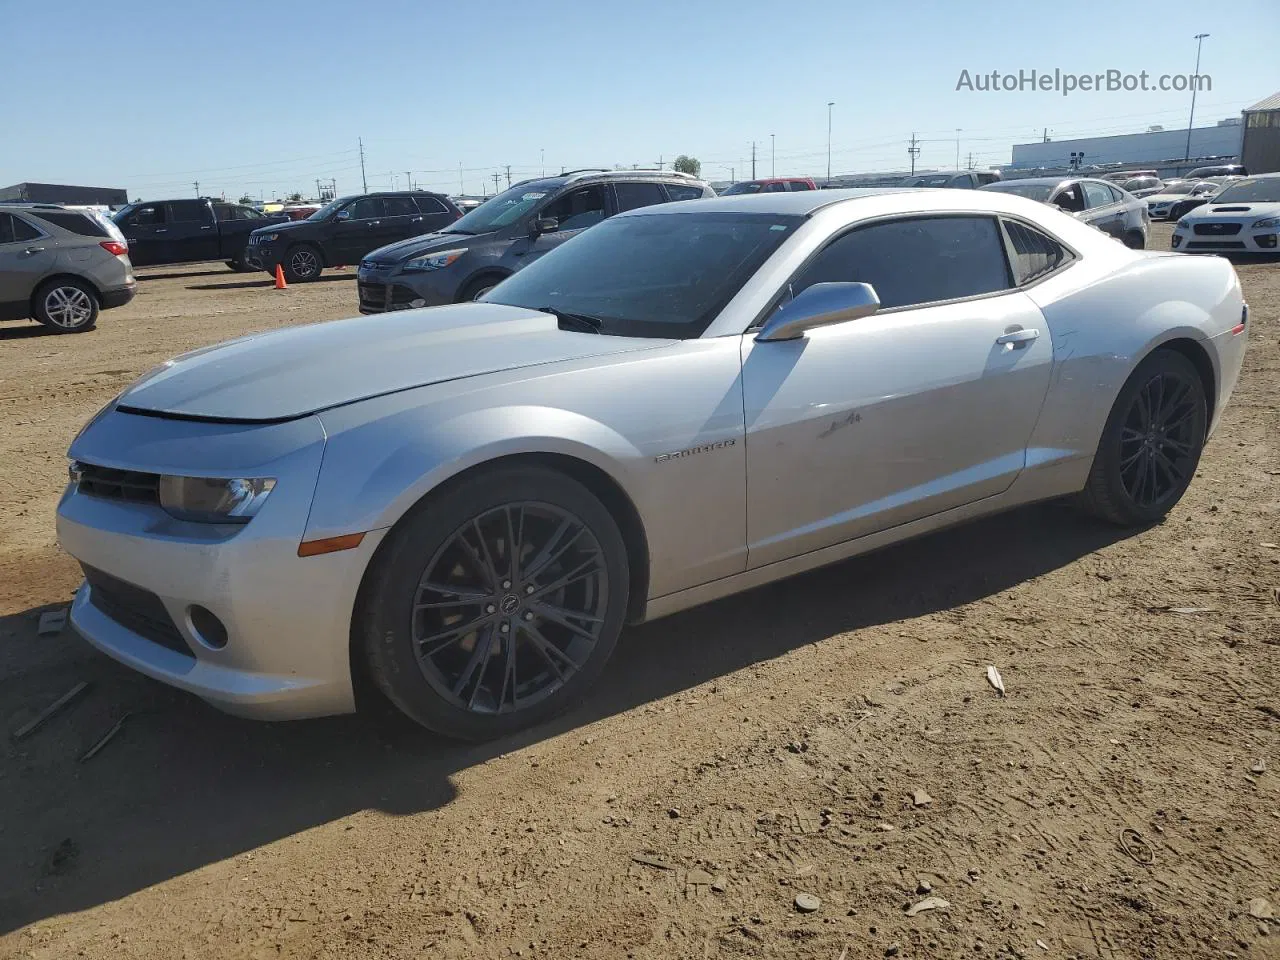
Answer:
403;248;467;272
158;476;276;523
1175;217;1190;227
259;232;280;243
1251;217;1280;229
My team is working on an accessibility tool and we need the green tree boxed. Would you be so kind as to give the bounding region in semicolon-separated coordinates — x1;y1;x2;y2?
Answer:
286;192;304;202
672;155;701;177
238;194;254;204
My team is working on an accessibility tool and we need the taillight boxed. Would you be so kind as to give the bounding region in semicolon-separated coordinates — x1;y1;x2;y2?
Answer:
100;240;128;256
453;211;462;220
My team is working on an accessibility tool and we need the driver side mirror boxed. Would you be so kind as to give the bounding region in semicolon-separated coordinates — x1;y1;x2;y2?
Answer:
532;216;559;235
756;282;880;342
334;208;351;221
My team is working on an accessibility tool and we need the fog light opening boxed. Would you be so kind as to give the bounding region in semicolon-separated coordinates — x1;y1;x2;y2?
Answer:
188;605;228;650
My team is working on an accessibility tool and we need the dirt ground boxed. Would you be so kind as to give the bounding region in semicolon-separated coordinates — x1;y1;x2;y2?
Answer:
1;229;1277;960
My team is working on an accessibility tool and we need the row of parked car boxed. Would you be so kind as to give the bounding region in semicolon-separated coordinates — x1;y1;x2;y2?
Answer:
2;163;1275;334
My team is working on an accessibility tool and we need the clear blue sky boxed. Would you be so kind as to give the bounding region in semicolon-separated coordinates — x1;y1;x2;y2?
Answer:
2;0;1275;200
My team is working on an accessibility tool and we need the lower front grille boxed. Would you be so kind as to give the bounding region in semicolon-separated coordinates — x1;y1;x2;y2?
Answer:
358;281;390;311
75;462;160;505
82;564;193;658
1186;241;1246;249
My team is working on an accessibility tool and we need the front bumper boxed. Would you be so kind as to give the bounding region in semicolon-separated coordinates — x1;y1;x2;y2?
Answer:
246;243;282;272
1171;227;1280;253
57;408;377;720
357;264;451;314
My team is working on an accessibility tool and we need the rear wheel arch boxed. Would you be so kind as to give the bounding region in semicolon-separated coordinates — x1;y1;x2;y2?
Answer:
1148;336;1217;427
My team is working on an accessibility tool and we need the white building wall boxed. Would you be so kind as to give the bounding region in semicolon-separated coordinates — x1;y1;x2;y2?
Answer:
1011;125;1242;168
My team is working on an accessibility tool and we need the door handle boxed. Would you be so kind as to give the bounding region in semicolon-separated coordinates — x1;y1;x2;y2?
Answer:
24;246;45;254
155;228;168;233
367;220;381;227
995;328;1040;349
200;225;213;230
411;216;423;222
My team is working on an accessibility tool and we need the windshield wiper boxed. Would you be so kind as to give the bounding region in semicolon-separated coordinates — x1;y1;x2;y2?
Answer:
441;227;477;235
535;306;603;334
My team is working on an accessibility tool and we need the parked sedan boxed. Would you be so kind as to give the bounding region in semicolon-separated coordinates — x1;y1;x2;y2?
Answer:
1118;176;1165;198
981;177;1149;247
1166;176;1245;223
59;188;1245;739
1145;180;1218;220
1172;173;1280;254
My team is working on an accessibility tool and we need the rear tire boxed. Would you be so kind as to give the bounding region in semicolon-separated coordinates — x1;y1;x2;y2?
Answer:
33;278;98;333
282;244;323;283
357;465;630;741
1078;349;1207;526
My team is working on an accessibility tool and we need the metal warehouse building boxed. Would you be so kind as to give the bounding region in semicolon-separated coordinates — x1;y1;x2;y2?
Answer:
1242;92;1280;174
0;182;128;206
1009;122;1242;172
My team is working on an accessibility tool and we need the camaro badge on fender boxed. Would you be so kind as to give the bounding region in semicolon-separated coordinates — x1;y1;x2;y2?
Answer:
654;438;737;463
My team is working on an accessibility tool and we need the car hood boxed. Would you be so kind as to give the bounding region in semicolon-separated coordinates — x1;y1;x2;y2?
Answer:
363;230;496;264
250;218;314;237
117;304;671;422
1145;193;1186;204
1179;200;1280;222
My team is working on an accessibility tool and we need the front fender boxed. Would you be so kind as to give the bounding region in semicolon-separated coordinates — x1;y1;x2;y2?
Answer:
307;400;642;543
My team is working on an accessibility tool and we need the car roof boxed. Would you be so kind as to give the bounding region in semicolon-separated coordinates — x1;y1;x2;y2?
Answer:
993;176;1089;186
615;187;922;217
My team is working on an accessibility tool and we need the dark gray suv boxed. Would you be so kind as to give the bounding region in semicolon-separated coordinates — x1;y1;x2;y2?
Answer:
356;169;713;312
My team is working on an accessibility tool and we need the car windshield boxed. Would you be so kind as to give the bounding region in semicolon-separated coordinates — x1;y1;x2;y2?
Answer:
719;182;764;195
910;175;953;187
1162;182;1198;195
484;212;803;339
1210;178;1280;204
444;179;564;233
307;197;349;221
981;181;1054;201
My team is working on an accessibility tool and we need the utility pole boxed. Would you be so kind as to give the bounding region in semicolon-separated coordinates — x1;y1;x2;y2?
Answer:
730;166;735;184
771;133;775;177
1184;32;1210;163
826;101;835;184
751;141;756;180
492;172;501;193
193;180;200;196
316;178;322;200
966;152;974;170
406;171;413;190
955;129;961;170
504;165;512;187
907;132;920;175
358;137;368;193
459;162;464;194
541;148;545;176
1043;127;1049;142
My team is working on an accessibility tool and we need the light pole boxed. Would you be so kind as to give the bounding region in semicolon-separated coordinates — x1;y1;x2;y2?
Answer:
1184;33;1209;163
826;101;835;184
771;133;775;178
955;129;961;170
541;147;545;177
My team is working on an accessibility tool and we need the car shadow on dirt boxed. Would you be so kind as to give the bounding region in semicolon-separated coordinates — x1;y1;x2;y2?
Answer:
0;324;60;341
0;499;1130;933
186;275;355;291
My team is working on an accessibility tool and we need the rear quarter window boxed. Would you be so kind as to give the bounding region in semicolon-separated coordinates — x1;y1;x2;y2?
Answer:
29;210;109;237
663;184;706;202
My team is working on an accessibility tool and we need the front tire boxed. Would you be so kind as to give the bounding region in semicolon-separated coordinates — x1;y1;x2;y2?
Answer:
282;244;323;283
461;275;502;302
358;465;630;741
34;279;99;333
1078;349;1207;526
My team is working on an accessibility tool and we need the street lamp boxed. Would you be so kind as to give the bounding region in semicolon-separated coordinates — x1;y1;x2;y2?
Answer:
826;102;835;184
1184;33;1209;163
771;133;775;178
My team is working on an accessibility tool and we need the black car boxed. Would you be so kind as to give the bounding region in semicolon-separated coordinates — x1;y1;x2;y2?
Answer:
113;199;289;271
980;176;1149;248
1185;163;1247;179
898;170;1002;189
356;170;713;312
247;191;462;282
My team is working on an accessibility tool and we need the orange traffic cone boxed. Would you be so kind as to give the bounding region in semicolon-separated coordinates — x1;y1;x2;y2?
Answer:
274;264;288;290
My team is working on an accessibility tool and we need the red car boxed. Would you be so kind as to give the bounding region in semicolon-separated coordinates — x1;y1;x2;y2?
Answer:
720;177;818;195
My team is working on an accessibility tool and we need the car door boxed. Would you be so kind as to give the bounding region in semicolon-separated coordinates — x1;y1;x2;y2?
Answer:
1081;181;1126;238
514;184;611;268
0;213;57;314
380;195;426;245
740;214;1054;568
116;203;166;266
329;196;389;263
162;200;219;263
413;194;458;233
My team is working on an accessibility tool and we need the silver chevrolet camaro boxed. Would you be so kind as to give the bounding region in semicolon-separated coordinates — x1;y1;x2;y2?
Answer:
58;189;1248;740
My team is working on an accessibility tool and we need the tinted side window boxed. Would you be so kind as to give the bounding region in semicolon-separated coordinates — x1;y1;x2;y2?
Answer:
1106;184;1125;203
792;216;1012;310
764;182;788;193
0;214;15;244
10;216;40;242
541;186;607;231
30;211;108;237
345;197;385;219
1052;184;1085;213
236;205;264;219
614;182;668;212
212;203;233;221
125;205;164;226
664;184;705;201
1083;182;1115;208
168;200;212;223
383;196;419;217
1002;220;1069;285
414;195;449;215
